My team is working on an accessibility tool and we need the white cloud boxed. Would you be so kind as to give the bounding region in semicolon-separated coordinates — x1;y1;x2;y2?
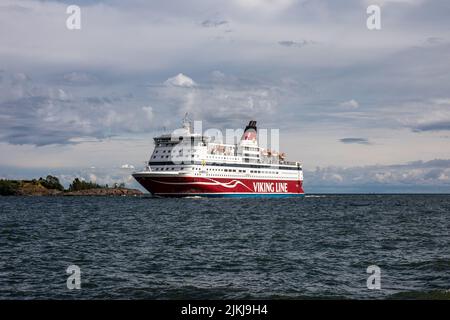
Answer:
363;0;425;6
142;106;154;122
233;0;297;13
164;73;196;88
89;173;97;182
432;98;450;105
306;159;450;192
63;72;96;84
339;99;359;109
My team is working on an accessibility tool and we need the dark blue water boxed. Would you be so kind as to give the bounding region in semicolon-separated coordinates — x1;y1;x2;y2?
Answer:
0;195;449;299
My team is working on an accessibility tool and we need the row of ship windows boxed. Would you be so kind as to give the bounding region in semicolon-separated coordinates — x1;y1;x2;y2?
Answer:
152;167;281;174
152;155;245;160
155;149;257;157
154;149;197;153
154;150;259;161
153;155;199;159
155;144;258;151
207;155;239;160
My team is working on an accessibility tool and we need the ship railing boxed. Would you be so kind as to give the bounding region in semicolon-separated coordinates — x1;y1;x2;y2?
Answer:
280;161;299;166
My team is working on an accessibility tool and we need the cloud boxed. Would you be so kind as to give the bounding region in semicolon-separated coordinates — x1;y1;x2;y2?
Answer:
142;106;154;122
164;73;196;88
401;98;450;132
62;72;97;84
424;37;445;46
233;0;297;13
201;20;228;28
339;138;370;145
412;121;450;132
278;40;314;48
153;73;279;128
365;0;426;6
0;71;154;146
339;99;359;109
306;159;450;192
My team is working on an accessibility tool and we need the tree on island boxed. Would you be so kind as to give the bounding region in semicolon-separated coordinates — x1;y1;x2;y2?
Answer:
38;175;64;191
68;178;103;191
0;180;21;195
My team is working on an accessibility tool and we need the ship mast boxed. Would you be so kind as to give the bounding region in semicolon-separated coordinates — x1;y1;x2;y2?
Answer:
182;112;192;134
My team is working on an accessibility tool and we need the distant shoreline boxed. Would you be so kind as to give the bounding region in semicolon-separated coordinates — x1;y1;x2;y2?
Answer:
0;177;143;196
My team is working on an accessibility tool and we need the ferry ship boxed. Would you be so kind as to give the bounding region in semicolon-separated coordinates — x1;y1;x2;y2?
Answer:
132;119;304;197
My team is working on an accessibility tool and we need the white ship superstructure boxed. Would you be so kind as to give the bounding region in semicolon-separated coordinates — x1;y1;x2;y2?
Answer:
133;120;304;197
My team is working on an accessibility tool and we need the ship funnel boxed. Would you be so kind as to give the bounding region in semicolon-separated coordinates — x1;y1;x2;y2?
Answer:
241;120;257;142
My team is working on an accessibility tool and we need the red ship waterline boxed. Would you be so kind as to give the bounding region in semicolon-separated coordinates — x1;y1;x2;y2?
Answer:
132;119;304;197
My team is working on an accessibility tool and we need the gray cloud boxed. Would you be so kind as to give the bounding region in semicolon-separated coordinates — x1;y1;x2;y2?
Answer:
278;40;314;48
62;72;97;85
0;71;155;145
412;120;450;132
424;37;445;45
305;159;450;193
339;138;370;145
201;19;228;28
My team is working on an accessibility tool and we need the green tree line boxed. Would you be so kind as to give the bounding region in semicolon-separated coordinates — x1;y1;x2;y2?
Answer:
0;175;127;195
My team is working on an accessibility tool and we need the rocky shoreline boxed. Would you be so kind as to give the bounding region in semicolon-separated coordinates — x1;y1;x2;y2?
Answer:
0;177;143;196
63;187;143;196
10;186;143;197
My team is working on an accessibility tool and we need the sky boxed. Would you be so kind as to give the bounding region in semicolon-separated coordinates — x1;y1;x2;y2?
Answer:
0;0;450;192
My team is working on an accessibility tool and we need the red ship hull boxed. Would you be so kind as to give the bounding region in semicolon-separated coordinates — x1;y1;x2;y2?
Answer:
133;174;304;197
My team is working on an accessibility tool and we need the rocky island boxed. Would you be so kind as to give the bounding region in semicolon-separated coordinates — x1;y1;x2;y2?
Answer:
0;175;143;196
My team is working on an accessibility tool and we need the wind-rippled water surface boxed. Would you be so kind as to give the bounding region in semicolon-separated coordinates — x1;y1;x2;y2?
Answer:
0;195;449;299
